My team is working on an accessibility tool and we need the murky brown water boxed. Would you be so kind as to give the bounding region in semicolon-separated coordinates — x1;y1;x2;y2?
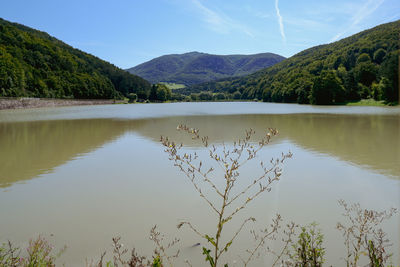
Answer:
0;102;399;266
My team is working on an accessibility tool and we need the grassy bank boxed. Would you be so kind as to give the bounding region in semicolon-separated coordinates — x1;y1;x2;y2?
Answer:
345;98;398;106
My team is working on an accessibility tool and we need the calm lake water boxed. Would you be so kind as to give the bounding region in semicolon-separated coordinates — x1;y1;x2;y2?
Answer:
0;102;399;266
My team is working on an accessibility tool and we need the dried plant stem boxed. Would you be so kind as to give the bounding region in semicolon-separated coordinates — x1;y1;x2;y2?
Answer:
336;200;397;267
161;125;292;266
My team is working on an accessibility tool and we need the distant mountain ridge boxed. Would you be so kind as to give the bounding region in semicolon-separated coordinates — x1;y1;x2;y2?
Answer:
127;52;285;86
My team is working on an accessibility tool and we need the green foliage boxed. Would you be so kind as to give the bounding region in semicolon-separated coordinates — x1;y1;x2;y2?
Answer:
189;93;198;101
367;240;384;267
170;92;185;101
127;93;137;103
149;84;172;102
159;82;186;90
198;91;213;101
373;48;386;64
202;247;215;267
186;20;400;105
310;70;345;104
23;236;65;267
232;91;241;100
0;241;20;266
156;84;172;102
0;236;65;267
0;18;151;99
213;92;226;101
345;98;386;106
354;62;377;86
356;53;371;64
289;223;325;267
152;255;163;267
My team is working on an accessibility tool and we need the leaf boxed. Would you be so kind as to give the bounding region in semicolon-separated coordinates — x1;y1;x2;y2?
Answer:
224;241;232;252
202;247;215;267
205;235;216;247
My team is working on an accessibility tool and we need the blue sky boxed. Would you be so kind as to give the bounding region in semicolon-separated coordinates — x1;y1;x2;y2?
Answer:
1;0;399;68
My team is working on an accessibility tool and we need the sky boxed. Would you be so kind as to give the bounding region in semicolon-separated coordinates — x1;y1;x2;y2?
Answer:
1;0;400;69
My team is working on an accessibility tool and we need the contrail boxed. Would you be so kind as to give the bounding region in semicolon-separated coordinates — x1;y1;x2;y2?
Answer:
275;0;286;43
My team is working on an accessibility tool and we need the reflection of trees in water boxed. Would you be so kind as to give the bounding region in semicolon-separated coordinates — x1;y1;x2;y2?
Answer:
132;114;399;178
0;119;134;187
0;113;397;187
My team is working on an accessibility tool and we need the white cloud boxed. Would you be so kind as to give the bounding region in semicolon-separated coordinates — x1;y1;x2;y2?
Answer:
275;0;286;43
330;0;385;42
190;0;254;37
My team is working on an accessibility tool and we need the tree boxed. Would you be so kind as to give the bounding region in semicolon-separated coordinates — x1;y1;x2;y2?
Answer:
310;71;345;105
373;48;386;64
354;62;377;87
231;91;241;100
379;51;399;102
356;53;371;64
149;84;158;101
156;84;171;102
0;18;152;99
198;91;212;101
213;92;226;101
127;93;137;103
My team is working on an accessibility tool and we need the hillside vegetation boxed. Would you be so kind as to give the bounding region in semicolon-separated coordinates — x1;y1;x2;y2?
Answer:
0;18;151;99
127;51;285;86
184;20;399;104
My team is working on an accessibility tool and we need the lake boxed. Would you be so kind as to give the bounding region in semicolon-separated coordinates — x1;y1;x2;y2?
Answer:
0;102;399;266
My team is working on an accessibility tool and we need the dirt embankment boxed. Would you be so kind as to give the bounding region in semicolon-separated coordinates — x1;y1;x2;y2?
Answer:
0;98;126;110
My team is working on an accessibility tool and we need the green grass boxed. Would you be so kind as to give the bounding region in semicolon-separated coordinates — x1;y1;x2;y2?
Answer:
159;82;186;90
345;99;389;106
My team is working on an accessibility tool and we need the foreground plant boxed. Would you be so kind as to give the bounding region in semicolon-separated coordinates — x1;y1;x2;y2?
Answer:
336;200;397;267
243;215;297;267
88;225;179;267
0;235;65;267
161;125;292;266
0;240;20;267
287;222;325;267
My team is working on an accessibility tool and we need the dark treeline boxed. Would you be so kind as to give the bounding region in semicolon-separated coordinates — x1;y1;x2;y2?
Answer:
183;20;399;105
0;18;151;99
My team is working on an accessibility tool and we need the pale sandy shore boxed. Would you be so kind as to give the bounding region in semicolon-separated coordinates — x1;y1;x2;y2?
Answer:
0;98;126;110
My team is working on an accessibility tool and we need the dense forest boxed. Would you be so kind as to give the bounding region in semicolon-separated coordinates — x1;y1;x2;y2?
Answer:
127;51;285;86
0;18;151;99
183;20;399;104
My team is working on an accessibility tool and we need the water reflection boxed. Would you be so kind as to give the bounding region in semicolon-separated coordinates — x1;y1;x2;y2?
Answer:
0;113;398;188
0;120;128;187
131;114;399;178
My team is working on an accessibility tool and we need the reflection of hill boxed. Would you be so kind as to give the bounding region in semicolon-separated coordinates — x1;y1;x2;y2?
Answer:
1;113;398;188
0;119;137;188
131;114;399;178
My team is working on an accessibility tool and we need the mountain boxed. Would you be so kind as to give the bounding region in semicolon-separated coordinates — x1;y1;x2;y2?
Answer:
127;52;285;86
0;18;151;99
183;20;399;104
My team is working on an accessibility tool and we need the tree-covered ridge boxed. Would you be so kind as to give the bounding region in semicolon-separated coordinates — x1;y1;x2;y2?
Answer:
0;18;151;99
127;51;285;86
184;20;399;104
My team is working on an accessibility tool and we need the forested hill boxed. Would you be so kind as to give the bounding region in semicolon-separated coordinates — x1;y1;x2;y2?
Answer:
0;18;151;99
184;20;399;104
127;52;285;86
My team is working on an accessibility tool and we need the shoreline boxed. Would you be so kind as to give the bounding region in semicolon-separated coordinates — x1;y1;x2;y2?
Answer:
1;98;395;111
0;98;126;110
